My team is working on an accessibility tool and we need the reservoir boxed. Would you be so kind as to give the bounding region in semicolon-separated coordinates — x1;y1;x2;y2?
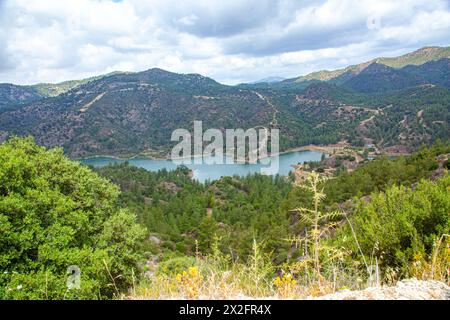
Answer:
81;150;324;183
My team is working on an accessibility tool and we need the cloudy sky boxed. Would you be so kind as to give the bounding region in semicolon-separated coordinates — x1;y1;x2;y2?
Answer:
0;0;449;85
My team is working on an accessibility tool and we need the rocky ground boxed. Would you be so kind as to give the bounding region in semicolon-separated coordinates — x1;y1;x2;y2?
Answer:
128;278;449;300
225;279;450;300
313;279;450;300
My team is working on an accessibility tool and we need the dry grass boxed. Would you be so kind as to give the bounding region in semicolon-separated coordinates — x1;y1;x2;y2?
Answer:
410;234;449;284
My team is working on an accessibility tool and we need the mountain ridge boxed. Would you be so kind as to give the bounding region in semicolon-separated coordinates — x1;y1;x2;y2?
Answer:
286;46;450;85
0;46;449;158
1;45;448;97
247;76;286;84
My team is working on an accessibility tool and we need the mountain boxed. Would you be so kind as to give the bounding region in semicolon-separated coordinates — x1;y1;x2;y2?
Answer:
0;69;278;157
358;85;450;148
0;72;129;108
299;82;354;100
31;71;128;97
339;63;426;93
0;84;44;110
248;76;286;84
0;46;449;157
287;46;450;85
0;66;377;157
375;46;450;68
402;58;450;88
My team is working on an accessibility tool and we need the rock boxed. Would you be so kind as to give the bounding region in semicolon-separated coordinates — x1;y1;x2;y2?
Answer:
142;255;160;278
148;235;161;245
143;270;156;279
314;279;450;300
158;181;179;194
143;197;153;205
146;255;159;264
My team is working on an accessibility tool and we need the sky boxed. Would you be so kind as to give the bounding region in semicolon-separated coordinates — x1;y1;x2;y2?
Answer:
0;0;449;85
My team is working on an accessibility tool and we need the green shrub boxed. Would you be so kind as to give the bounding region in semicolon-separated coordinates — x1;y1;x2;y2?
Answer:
0;137;146;299
157;256;197;276
334;173;450;276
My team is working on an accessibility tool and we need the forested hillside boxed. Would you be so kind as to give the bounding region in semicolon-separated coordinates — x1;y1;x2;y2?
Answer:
0;47;449;158
0;84;43;111
0;138;450;299
0;137;448;299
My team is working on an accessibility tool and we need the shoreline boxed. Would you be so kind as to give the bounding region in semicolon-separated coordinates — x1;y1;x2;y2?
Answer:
78;143;411;163
77;152;168;161
77;145;328;162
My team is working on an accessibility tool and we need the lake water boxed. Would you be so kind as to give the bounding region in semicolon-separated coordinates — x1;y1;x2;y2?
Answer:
81;150;324;183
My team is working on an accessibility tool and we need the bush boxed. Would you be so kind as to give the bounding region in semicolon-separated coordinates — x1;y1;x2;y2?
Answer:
157;256;197;276
334;173;450;277
0;137;146;299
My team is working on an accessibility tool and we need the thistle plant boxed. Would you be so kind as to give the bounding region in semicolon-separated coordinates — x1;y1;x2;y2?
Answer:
290;172;343;284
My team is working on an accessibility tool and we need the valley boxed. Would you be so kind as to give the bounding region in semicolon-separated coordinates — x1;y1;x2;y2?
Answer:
0;45;449;301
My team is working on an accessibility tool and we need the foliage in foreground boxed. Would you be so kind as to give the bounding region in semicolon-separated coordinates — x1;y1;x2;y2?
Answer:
0;137;146;299
132;172;449;299
333;174;450;281
0;137;448;299
130;239;280;299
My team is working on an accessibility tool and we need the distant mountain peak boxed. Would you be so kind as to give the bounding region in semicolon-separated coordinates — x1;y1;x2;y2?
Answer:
139;68;220;84
375;45;450;69
290;45;450;84
31;71;128;97
142;67;173;75
361;62;392;72
248;76;286;84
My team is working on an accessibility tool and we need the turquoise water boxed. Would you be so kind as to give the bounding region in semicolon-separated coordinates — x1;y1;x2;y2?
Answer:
81;150;324;183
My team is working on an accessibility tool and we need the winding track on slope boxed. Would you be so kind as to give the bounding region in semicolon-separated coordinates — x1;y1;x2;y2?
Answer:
252;90;279;128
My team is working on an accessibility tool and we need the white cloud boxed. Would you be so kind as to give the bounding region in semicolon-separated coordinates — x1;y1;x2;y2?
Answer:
176;14;199;27
0;0;449;85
